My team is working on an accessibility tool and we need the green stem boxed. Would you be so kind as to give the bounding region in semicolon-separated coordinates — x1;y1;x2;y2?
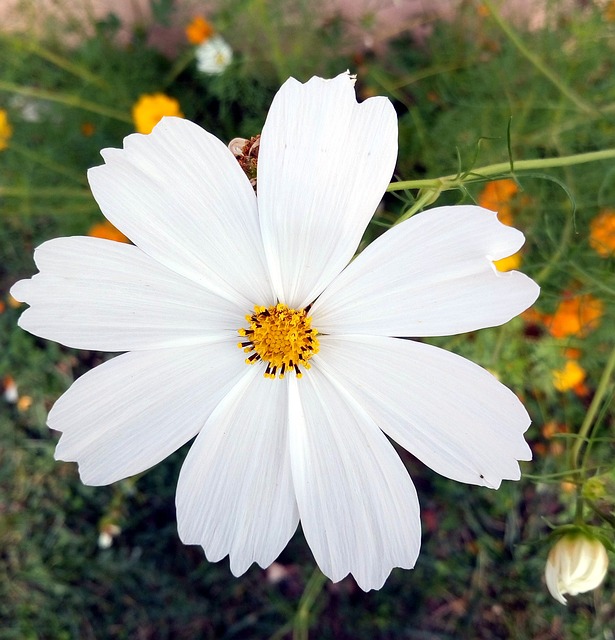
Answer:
292;567;328;640
8;142;87;185
533;210;574;284
0;186;91;199
571;344;615;473
2;35;110;90
163;48;197;87
481;0;598;116
394;187;442;224
387;148;615;193
533;160;576;284
0;81;132;123
586;498;615;529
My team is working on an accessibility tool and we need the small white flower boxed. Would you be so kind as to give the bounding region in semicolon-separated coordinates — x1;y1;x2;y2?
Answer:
3;376;18;404
545;533;609;605
195;35;233;75
11;73;539;591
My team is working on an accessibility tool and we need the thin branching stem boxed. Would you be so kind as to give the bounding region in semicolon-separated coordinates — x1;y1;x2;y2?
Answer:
571;344;615;474
387;148;615;193
481;0;599;116
292;567;328;640
0;80;132;123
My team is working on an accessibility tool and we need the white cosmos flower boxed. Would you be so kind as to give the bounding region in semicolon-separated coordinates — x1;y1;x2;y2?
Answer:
195;35;233;74
11;73;539;591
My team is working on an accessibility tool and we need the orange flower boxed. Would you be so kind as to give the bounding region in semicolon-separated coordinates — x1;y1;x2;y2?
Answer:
81;122;95;137
186;15;214;45
478;178;521;271
89;220;130;244
605;0;615;21
479;180;523;271
547;294;603;338
132;93;183;135
589;209;615;257
546;423;568;456
522;307;546;325
17;395;33;411
552;360;586;393
478;178;519;225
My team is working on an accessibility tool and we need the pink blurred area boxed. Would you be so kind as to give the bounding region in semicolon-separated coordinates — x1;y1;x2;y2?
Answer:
1;0;588;55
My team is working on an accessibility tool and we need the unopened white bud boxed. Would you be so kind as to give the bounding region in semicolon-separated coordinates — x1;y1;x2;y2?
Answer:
545;533;609;605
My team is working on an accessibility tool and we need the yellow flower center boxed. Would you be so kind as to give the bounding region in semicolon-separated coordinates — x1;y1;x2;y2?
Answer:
238;303;319;379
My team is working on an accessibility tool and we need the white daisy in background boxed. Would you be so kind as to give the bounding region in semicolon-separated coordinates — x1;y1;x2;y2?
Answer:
11;73;539;591
195;35;233;74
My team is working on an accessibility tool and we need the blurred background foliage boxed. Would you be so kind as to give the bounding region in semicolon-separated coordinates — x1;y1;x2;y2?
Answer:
1;0;614;638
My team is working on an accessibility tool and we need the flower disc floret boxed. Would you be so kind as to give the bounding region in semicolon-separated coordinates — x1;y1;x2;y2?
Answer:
238;303;319;379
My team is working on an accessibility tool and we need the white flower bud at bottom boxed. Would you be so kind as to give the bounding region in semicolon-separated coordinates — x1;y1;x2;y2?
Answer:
545;534;609;605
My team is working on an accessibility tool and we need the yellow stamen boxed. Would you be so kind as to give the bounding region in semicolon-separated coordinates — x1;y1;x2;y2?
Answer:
238;303;319;379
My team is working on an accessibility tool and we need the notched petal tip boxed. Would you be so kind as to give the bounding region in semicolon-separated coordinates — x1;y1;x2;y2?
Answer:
9;278;30;304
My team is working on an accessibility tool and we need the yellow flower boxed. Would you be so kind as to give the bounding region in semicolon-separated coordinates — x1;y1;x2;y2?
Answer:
186;15;214;45
545;534;609;605
547;294;603;338
132;93;183;135
0;109;13;150
590;209;615;257
494;251;522;273
88;220;130;244
552;360;586;392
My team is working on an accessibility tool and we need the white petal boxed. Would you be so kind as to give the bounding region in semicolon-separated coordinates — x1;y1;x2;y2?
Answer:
50;339;245;485
257;72;398;308
87;117;274;307
176;367;299;575
288;369;421;591
11;237;243;351
312;205;540;336
545;560;568;605
317;335;532;489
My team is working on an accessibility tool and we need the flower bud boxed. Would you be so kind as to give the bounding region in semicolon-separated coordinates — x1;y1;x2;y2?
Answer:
545;533;609;605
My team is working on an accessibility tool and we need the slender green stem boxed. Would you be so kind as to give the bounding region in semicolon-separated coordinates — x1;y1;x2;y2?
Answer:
586;498;615;529
163;48;197;87
394;188;442;224
571;344;615;473
533;161;576;284
482;0;598;116
533;210;574;285
0;81;132;123
2;35;110;90
252;0;289;82
292;567;328;640
8;142;87;185
387;148;615;193
0;186;91;199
